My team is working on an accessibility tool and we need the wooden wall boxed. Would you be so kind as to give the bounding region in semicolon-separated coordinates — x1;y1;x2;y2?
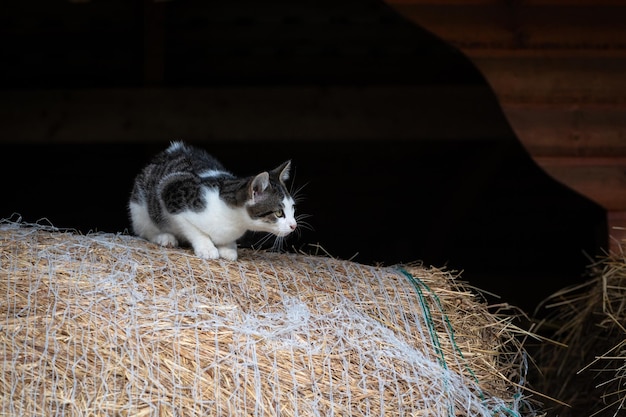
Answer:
386;0;626;251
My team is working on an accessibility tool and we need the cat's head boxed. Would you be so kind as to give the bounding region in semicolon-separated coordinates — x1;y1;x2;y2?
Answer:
245;160;297;236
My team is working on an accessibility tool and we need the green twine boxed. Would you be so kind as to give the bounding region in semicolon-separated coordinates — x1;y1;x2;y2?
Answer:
396;268;447;368
396;267;523;417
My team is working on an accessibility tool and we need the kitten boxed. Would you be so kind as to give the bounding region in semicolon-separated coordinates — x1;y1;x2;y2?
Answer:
129;141;297;261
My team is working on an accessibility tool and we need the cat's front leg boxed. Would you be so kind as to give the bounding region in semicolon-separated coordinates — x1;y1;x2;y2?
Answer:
176;217;220;259
188;237;220;260
217;242;238;261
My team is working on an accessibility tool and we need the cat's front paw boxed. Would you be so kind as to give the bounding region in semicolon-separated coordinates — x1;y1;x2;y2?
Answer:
152;233;178;248
218;246;238;261
192;243;220;260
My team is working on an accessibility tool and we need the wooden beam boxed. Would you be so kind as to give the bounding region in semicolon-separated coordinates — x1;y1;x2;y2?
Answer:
0;86;509;143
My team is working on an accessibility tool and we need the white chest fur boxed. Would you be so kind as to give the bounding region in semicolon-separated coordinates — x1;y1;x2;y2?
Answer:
172;188;249;246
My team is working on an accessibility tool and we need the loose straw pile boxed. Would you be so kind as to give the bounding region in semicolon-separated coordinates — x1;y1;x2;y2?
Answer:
533;250;626;417
0;218;542;416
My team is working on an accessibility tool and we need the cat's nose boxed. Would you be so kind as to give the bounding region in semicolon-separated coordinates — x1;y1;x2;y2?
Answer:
290;223;297;230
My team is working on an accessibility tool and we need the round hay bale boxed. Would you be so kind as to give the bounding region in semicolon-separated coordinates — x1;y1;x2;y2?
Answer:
533;251;626;417
0;219;541;416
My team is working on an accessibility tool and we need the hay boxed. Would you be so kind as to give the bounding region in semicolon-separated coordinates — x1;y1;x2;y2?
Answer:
1;218;542;416
533;250;626;417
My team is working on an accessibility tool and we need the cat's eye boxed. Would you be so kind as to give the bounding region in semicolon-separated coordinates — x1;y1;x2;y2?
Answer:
274;209;284;218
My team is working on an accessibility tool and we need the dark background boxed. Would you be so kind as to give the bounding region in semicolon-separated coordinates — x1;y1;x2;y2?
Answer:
0;0;607;314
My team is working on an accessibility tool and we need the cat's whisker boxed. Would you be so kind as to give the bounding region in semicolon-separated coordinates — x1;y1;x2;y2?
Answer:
290;182;309;204
296;213;313;222
295;214;314;234
295;226;309;240
271;236;286;253
252;232;274;250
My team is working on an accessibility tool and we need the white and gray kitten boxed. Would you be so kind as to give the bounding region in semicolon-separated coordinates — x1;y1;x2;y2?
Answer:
129;141;297;260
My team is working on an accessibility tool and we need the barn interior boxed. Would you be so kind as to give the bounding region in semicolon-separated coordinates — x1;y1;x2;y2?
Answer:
2;0;624;320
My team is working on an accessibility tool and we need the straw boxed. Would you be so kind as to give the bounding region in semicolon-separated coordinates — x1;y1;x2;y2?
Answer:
533;249;626;417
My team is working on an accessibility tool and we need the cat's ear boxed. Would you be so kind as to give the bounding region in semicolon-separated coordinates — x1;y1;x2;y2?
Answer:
250;172;270;203
272;160;291;184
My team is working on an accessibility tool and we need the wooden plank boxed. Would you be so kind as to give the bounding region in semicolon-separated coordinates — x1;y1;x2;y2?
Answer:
386;2;626;55
0;86;509;143
473;57;626;104
501;105;626;157
533;156;626;210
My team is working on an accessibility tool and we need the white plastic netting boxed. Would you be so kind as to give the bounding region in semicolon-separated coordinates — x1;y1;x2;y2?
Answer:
0;218;541;416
